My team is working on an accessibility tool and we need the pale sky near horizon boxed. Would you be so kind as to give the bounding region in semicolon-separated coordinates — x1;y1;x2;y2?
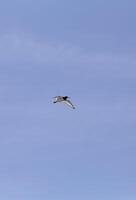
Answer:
0;1;136;200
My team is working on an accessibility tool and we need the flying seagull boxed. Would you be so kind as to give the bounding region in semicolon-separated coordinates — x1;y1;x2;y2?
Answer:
53;96;75;109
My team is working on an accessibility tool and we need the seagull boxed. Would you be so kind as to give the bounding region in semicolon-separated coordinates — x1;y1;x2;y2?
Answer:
53;96;75;109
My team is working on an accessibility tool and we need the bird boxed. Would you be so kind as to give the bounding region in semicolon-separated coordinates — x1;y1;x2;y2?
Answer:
53;96;75;109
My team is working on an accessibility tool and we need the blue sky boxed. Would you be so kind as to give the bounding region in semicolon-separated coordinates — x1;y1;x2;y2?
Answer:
0;0;136;199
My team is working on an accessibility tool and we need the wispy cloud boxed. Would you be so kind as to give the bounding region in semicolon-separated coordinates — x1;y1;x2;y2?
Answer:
0;32;136;68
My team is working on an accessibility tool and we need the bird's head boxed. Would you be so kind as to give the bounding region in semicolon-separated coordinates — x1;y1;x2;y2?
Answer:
64;96;70;99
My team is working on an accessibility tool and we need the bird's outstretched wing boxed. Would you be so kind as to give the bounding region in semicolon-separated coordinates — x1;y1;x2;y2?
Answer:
63;99;75;109
53;96;58;101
